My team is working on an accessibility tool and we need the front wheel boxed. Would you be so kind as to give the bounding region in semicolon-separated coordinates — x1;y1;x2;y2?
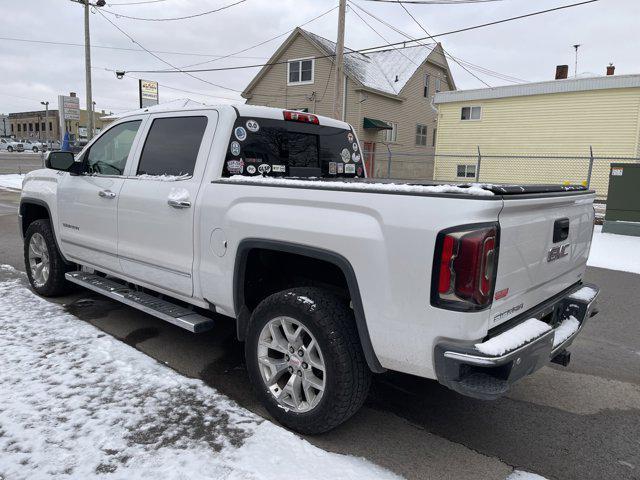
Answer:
7;146;13;152
24;219;74;296
32;147;38;153
245;287;371;434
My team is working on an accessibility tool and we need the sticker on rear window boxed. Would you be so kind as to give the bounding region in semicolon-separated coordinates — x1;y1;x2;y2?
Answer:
611;167;623;176
341;148;351;163
230;141;241;156
352;153;361;163
246;119;259;132
272;164;286;173
345;164;356;174
347;132;354;142
234;126;247;141
258;164;271;174
329;162;337;175
226;160;243;174
246;165;257;175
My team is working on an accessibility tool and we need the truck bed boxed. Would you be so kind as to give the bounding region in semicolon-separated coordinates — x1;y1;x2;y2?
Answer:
216;176;591;199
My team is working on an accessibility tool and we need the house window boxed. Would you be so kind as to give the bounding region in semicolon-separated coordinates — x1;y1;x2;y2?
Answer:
461;106;482;120
383;122;398;143
35;122;40;132
49;121;53;131
415;124;428;146
11;124;14;133
432;128;437;147
423;74;430;98
288;58;314;85
29;123;33;132
457;164;477;179
435;77;442;93
17;124;21;132
41;122;45;131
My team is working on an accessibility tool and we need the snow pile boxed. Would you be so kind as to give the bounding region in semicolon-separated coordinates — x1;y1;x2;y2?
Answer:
0;266;400;480
553;316;581;348
475;319;551;356
168;187;190;203
0;174;25;190
221;175;494;197
587;225;640;274
507;471;549;480
568;285;598;303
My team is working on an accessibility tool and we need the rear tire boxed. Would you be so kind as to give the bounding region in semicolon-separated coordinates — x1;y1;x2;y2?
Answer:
245;287;371;435
24;219;74;297
7;146;13;152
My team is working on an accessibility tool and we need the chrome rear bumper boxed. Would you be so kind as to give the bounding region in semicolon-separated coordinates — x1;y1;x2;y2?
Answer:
434;283;599;400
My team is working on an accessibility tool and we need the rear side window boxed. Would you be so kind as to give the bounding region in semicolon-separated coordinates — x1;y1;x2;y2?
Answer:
137;116;208;176
223;117;363;178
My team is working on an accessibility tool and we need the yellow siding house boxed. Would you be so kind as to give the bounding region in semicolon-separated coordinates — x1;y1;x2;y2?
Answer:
433;74;640;197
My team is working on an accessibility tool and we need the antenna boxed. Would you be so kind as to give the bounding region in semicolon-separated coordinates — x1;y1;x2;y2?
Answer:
573;44;581;77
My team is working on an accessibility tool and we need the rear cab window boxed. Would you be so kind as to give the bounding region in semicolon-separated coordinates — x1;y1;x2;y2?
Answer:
222;115;364;178
137;116;208;176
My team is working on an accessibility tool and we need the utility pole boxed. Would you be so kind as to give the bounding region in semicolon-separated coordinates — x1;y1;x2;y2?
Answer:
70;0;105;141
333;0;347;120
41;101;49;147
573;44;581;78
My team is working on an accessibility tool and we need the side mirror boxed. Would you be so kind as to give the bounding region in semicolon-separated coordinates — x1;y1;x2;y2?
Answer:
45;151;76;172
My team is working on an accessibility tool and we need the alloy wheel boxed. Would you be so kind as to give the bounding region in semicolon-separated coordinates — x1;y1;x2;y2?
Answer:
257;316;326;413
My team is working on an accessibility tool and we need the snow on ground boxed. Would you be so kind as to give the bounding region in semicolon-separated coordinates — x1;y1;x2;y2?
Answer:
587;225;640;274
0;174;25;190
507;471;548;480
0;265;400;480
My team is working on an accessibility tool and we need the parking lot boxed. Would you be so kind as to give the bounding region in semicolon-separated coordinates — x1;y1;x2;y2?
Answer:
0;169;638;480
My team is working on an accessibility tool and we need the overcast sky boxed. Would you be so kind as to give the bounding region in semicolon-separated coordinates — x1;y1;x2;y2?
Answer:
1;0;638;115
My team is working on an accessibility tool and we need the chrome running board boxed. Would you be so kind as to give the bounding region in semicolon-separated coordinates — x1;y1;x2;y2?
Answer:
65;271;215;333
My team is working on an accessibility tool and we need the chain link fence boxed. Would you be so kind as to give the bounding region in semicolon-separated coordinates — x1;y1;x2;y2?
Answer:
367;148;640;200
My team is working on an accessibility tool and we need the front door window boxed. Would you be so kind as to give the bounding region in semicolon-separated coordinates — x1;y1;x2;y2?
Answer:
84;121;141;175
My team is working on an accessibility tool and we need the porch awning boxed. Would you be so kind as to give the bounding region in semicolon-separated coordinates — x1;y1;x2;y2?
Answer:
362;117;392;130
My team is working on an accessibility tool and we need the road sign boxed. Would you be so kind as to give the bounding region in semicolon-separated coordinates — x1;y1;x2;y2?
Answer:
139;79;159;108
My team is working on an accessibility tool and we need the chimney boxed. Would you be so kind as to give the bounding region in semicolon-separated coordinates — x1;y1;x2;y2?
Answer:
555;65;569;80
70;92;77;97
606;63;615;76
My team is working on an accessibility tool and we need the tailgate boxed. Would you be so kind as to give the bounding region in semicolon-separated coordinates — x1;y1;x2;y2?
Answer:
490;192;595;328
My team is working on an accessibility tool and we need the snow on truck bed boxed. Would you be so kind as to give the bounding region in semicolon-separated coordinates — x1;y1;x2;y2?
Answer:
0;265;400;480
219;175;495;196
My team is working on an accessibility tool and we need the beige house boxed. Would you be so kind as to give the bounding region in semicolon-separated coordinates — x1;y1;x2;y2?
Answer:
433;73;640;197
242;28;455;179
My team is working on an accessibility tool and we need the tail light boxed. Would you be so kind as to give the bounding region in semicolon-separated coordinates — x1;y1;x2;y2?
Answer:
432;223;499;311
283;111;319;124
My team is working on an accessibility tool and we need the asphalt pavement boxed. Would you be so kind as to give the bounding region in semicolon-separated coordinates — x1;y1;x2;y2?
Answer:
0;185;638;480
0;151;46;175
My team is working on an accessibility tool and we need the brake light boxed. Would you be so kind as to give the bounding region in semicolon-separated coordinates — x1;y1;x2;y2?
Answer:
432;224;499;310
283;111;319;124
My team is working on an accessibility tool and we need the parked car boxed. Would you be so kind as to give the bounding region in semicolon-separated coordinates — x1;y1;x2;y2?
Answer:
1;138;25;152
22;139;48;152
69;139;88;154
18;105;600;434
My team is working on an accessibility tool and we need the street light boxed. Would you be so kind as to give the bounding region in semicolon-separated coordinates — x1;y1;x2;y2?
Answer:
40;101;49;148
69;0;106;141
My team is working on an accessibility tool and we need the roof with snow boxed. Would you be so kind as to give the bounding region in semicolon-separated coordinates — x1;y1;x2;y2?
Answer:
434;73;640;104
243;28;453;99
303;30;435;96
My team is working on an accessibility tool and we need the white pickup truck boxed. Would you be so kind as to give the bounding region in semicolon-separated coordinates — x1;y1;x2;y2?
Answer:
19;104;599;434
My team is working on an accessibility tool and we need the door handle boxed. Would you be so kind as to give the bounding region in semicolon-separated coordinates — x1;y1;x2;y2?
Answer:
98;189;116;199
168;199;191;209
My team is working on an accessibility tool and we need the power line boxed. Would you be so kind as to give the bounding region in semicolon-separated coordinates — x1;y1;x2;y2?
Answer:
107;0;168;5
361;0;506;4
179;5;339;69
391;0;492;86
125;0;599;75
101;0;247;21
0;36;268;59
95;8;243;93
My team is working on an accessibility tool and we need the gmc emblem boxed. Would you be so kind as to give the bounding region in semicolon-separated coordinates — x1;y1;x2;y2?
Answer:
548;243;570;262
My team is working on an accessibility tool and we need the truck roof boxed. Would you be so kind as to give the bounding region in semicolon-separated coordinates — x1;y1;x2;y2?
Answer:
103;102;351;130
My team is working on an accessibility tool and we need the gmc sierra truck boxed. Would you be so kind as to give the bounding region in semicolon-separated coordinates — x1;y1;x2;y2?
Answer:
19;104;599;434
